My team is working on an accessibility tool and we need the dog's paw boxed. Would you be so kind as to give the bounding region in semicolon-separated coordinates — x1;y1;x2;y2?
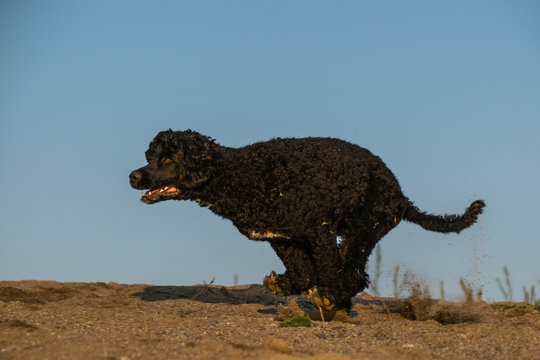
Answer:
308;286;335;311
263;271;285;296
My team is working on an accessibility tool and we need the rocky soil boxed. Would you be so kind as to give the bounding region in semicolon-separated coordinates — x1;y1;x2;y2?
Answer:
1;280;539;359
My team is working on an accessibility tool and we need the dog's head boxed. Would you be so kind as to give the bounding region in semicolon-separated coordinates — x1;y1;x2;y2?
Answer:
129;129;219;204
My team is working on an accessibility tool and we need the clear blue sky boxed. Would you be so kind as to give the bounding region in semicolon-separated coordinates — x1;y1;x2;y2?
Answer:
1;1;539;302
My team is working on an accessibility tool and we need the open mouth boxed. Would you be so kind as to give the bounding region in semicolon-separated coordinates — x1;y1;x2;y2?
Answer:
141;186;181;204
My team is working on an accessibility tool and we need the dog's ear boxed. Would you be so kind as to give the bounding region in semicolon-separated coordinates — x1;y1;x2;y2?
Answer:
174;131;220;188
146;129;176;162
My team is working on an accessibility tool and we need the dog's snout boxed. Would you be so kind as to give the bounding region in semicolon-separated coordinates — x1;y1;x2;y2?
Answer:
129;170;144;188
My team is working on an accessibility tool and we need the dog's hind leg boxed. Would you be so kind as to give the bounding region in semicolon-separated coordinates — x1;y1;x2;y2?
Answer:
307;228;351;310
337;207;403;302
338;224;394;302
264;239;316;296
338;233;372;301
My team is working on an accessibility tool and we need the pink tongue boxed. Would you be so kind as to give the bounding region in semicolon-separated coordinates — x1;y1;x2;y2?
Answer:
166;187;178;192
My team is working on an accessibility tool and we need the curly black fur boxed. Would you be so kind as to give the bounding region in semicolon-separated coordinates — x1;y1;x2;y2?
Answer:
129;129;485;309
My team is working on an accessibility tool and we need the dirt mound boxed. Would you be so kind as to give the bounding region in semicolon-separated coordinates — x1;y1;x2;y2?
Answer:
1;280;539;359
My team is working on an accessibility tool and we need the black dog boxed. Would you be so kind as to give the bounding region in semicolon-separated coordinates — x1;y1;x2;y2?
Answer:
130;129;484;310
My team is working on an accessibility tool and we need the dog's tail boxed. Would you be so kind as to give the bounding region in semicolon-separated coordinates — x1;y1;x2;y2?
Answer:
403;200;485;234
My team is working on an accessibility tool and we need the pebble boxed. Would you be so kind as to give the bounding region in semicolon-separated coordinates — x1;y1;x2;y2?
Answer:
175;331;189;340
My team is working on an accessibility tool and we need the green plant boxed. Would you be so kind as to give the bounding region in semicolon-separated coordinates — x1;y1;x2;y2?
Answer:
491;303;516;311
495;266;513;301
279;316;312;327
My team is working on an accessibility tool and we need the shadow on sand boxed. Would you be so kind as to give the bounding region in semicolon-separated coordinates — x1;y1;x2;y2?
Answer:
132;283;385;311
132;284;286;306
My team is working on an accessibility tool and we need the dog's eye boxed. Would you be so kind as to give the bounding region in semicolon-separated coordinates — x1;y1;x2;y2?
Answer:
161;158;172;165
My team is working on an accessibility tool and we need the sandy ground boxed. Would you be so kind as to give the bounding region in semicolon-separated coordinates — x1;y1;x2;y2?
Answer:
1;280;539;360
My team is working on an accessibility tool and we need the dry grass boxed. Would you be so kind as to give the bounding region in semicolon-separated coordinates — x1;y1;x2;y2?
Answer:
367;244;382;297
496;266;513;301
